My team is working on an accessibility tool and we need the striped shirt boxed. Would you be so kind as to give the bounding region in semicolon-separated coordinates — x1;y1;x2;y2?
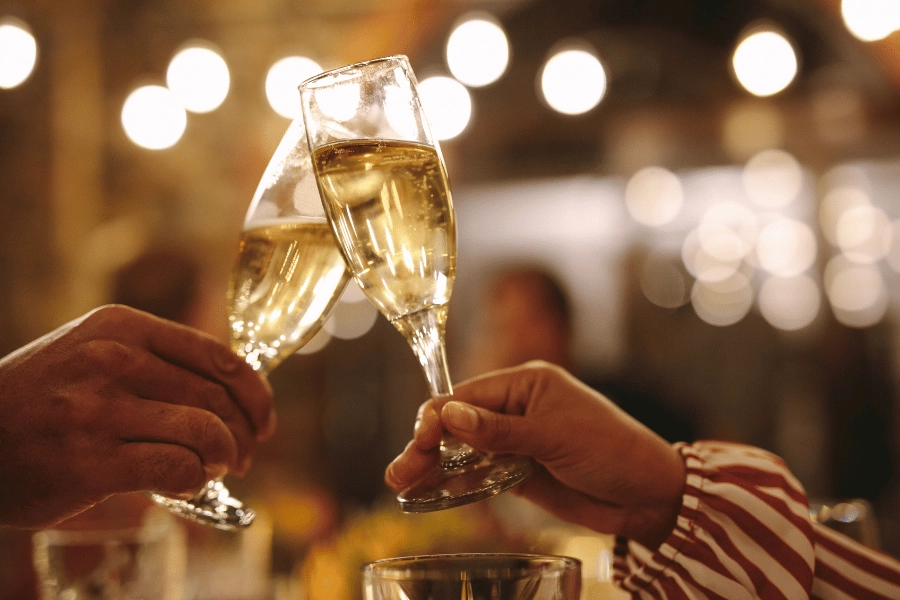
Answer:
613;441;900;599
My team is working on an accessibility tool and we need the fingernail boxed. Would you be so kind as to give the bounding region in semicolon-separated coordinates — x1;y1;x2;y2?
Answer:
240;456;252;474
385;462;403;488
205;464;227;481
257;406;277;441
444;401;479;432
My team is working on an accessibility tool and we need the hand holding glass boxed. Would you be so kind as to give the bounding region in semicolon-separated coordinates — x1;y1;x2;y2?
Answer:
300;55;532;511
148;119;350;529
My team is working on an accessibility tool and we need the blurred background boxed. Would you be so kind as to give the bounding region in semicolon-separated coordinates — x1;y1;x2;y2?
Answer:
3;0;900;597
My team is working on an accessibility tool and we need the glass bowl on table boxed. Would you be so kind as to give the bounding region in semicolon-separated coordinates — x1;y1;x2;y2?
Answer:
363;553;582;600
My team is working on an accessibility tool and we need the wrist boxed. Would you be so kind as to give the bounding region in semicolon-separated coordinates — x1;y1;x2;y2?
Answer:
621;441;686;549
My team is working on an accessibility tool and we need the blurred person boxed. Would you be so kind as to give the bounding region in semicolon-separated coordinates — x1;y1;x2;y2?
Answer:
0;303;275;529
462;266;695;443
386;362;900;599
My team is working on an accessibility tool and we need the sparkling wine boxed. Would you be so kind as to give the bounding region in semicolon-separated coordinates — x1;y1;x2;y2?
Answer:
311;140;456;335
226;219;349;371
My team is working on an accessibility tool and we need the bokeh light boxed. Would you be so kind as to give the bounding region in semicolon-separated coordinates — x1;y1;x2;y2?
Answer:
446;13;509;87
819;185;872;246
121;85;187;150
758;275;821;331
691;272;754;327
419;76;472;140
835;204;891;264
742;149;803;208
732;30;798;97
166;43;230;113
540;48;607;115
697;202;758;263
324;298;378;340
682;228;740;283
625;167;684;227
825;256;888;327
755;217;817;277
0;18;37;89
266;56;322;119
641;253;690;308
841;0;900;42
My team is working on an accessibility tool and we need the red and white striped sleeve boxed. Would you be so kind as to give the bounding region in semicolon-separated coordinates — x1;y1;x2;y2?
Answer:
612;441;900;599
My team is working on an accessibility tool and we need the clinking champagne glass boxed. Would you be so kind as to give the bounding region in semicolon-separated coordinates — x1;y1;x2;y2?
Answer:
300;55;532;512
148;119;351;529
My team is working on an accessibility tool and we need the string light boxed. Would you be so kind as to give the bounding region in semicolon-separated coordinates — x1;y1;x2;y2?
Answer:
446;12;509;87
732;29;798;97
121;85;186;150
166;43;230;113
0;18;37;89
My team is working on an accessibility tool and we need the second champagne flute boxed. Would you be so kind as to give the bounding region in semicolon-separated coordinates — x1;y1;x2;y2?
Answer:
300;55;532;512
147;119;351;529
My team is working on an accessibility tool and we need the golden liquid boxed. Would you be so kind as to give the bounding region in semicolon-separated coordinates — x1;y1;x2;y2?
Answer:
226;220;350;371
311;140;456;331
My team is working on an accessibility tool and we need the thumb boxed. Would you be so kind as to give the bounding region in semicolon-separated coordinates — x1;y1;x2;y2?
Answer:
442;401;544;457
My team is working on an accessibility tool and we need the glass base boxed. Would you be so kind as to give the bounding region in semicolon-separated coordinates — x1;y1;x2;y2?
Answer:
147;479;255;531
397;454;533;513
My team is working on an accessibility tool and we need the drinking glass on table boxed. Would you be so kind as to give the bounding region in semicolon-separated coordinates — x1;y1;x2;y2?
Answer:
300;55;532;512
363;554;582;600
148;118;351;530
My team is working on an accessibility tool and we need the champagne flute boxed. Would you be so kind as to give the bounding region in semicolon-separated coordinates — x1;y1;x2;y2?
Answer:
148;119;351;529
300;55;532;512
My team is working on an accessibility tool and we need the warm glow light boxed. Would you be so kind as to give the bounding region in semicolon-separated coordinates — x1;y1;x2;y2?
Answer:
691;272;754;327
819;186;871;246
266;56;322;119
0;18;37;89
641;254;690;308
166;44;230;113
682;228;740;283
742;149;803;208
758;275;821;331
324;299;378;340
121;85;187;150
541;48;607;115
755;217;817;277
625;167;684;227
419;76;472;140
446;13;509;87
732;30;798;97
835;204;891;264
841;0;900;42
825;256;887;327
698;202;758;262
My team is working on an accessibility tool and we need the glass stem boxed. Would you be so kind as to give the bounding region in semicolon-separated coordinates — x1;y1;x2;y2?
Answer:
400;308;479;470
